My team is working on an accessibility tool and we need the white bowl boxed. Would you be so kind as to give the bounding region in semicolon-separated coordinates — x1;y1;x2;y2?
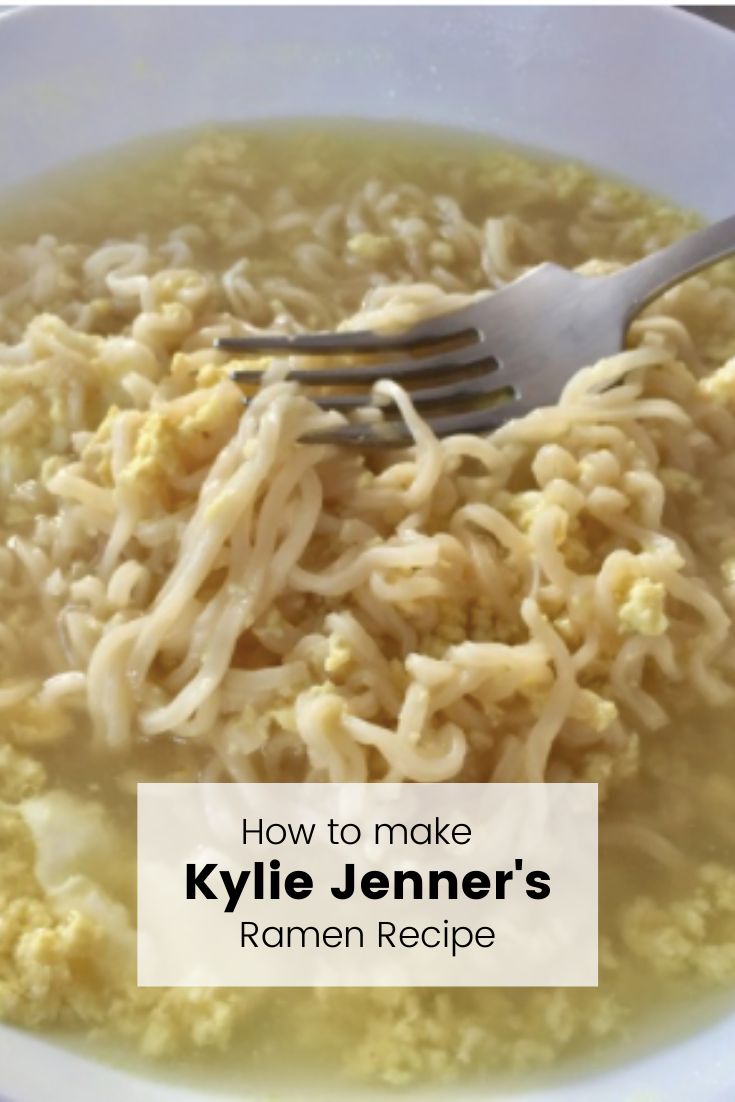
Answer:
1;6;735;1101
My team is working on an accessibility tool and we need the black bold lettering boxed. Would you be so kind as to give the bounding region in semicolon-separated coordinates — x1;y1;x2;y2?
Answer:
186;862;217;900
525;871;551;899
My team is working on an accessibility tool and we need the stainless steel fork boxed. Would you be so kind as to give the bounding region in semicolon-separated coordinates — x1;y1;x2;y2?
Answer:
218;214;735;447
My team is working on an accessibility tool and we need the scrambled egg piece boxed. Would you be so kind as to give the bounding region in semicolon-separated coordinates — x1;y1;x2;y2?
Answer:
85;382;241;500
3;697;74;749
0;799;109;1029
622;865;735;981
417;601;468;656
503;490;545;533
346;863;735;1084
0;894;106;1029
618;578;669;637
346;233;395;262
79;404;119;482
0;787;259;1053
178;384;240;442
115;987;248;1059
578;732;639;797
119;412;179;493
571;689;618;733
324;633;352;675
700;357;735;403
0;744;46;803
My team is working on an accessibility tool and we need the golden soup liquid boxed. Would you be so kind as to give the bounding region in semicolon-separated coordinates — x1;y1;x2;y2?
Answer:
1;123;735;1094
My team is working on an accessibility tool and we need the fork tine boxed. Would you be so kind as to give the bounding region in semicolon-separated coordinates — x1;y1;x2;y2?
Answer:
308;376;514;412
302;398;526;447
218;330;424;355
231;345;494;386
216;312;479;357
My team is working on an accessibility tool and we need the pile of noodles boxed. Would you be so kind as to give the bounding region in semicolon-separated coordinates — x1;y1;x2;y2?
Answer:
0;298;734;789
1;152;735;794
8;134;735;1085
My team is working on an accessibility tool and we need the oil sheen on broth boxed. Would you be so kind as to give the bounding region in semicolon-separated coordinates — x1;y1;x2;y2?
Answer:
1;124;735;1090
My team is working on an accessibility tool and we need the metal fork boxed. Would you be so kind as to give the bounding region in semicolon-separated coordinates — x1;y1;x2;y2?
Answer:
218;214;735;447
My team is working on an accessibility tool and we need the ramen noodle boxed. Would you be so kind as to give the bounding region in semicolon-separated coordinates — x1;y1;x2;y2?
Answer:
1;126;735;1086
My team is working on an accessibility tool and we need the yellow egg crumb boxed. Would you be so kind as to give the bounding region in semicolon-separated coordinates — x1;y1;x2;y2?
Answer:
347;233;395;262
504;491;545;532
618;578;669;636
119;412;178;492
700;357;735;402
572;689;618;733
324;634;352;674
0;744;46;803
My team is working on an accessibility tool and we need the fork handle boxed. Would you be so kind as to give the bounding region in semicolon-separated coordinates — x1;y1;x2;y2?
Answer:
612;213;735;321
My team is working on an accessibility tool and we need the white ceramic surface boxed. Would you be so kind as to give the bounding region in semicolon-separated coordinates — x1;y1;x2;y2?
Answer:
1;6;735;1101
